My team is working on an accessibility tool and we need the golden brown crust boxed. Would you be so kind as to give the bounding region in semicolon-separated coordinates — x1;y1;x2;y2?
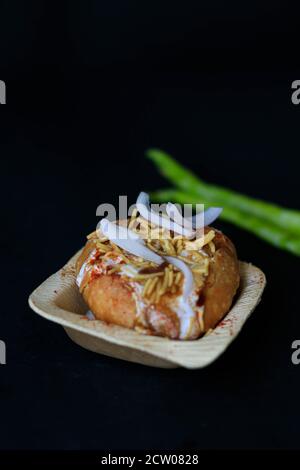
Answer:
76;227;240;339
202;230;240;331
82;275;136;329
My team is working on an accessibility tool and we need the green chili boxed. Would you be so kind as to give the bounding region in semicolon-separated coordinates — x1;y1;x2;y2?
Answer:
146;148;300;236
150;188;300;256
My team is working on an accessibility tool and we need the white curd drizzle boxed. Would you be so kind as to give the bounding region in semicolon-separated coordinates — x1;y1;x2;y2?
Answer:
86;310;96;320
164;256;195;338
76;258;90;287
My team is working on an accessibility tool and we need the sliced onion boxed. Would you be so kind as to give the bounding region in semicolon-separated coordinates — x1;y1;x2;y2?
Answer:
165;200;222;230
191;207;223;228
100;218;141;241
136;192;195;238
100;218;163;265
166;202;193;229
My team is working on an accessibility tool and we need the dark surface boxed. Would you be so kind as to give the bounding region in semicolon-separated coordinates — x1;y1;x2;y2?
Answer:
0;0;299;451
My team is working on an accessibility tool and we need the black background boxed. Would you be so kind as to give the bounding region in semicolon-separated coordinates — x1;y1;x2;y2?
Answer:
1;0;300;451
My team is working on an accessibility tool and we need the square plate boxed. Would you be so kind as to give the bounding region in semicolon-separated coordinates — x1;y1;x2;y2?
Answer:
28;250;266;369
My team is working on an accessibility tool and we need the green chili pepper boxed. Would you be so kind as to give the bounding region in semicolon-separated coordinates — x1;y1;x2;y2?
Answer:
146;148;300;236
150;188;300;256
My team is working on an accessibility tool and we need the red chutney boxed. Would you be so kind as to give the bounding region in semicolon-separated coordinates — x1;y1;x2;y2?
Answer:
88;250;101;265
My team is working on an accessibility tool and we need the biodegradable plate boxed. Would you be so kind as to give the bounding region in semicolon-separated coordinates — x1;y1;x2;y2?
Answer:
28;250;266;369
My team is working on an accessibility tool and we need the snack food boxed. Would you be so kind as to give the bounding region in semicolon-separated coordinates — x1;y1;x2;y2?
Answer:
76;193;240;340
